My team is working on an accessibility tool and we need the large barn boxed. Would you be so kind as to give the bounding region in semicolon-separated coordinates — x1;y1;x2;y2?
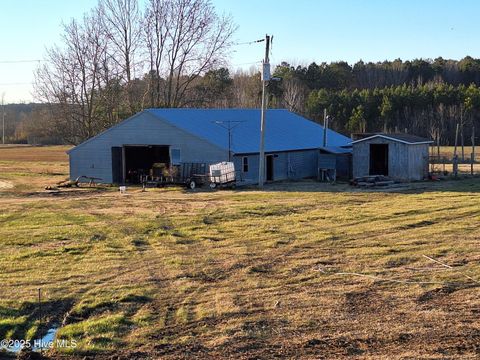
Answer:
68;108;351;184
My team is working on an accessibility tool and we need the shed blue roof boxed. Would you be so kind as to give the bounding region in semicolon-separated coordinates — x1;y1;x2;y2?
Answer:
146;108;350;154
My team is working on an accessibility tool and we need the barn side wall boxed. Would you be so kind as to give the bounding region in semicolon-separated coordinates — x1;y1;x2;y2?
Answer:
69;112;227;183
233;149;318;184
319;153;352;179
352;141;371;178
407;144;429;180
388;141;409;179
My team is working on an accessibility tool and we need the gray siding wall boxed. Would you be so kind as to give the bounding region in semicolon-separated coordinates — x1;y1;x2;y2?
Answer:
69;112;227;183
353;137;428;180
233;149;318;184
233;154;259;184
352;141;369;178
407;144;429;180
319;153;352;179
336;155;352;178
287;150;318;179
387;141;409;179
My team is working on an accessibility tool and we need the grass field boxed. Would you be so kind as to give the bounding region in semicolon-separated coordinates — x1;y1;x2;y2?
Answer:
1;146;479;359
430;145;478;160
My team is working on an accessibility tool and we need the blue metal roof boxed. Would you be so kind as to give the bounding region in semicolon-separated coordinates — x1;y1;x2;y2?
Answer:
320;146;352;154
146;108;350;154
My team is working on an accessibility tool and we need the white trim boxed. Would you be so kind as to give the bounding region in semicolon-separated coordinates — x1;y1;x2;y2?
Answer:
351;134;434;145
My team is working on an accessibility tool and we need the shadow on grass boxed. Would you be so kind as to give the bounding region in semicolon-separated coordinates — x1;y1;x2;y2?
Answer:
206;177;480;194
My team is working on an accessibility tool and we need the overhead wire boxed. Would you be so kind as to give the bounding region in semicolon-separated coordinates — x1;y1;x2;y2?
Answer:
0;82;33;86
230;60;261;67
230;37;267;68
0;59;44;64
233;38;265;46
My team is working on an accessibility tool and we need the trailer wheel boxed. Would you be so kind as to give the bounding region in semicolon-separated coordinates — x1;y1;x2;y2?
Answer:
187;180;196;190
209;182;217;189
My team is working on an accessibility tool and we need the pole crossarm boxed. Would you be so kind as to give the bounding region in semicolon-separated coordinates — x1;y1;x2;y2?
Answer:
212;120;245;161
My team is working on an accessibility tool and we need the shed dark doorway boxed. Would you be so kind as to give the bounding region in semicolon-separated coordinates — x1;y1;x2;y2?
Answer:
369;144;388;175
124;145;170;183
266;154;274;181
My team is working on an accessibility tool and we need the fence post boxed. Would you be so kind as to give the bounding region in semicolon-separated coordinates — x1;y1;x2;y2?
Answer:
453;155;458;177
471;153;474;175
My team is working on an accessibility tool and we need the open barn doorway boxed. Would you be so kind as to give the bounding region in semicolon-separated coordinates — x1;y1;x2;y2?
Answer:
369;144;388;176
124;145;170;184
266;154;274;181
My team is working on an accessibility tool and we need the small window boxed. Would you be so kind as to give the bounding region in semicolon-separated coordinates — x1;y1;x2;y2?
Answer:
171;149;181;165
242;156;249;172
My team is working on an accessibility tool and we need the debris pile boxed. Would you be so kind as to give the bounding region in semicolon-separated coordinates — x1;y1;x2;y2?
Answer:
350;175;396;187
45;176;102;191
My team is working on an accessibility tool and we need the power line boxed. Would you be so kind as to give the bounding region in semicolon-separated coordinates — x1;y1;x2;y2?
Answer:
230;60;262;67
0;59;44;64
0;82;33;86
233;38;265;46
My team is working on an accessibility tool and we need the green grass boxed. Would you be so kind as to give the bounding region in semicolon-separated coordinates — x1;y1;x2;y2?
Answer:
0;147;480;358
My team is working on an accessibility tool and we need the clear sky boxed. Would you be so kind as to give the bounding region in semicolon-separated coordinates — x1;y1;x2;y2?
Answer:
1;0;479;103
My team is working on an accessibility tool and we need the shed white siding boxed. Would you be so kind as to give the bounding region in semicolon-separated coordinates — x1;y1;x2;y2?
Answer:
352;137;429;181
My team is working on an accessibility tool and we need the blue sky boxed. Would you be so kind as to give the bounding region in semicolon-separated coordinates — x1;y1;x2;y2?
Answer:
1;0;479;103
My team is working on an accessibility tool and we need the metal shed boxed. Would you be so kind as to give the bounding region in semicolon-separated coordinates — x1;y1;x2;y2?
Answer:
68;108;351;184
351;133;433;181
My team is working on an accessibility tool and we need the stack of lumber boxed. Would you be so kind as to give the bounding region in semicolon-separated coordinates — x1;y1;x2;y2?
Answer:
350;175;396;187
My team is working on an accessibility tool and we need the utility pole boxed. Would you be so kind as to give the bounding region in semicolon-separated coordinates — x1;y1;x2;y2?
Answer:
322;108;328;148
258;34;271;188
1;93;5;145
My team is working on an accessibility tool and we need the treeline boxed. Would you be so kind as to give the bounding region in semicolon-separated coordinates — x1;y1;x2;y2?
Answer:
0;104;64;145
304;83;479;146
10;58;480;145
274;57;480;91
267;60;480;145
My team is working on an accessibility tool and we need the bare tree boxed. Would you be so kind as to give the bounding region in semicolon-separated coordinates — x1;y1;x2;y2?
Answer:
144;0;236;107
231;68;262;108
144;0;168;107
282;77;307;113
34;11;108;144
98;0;142;111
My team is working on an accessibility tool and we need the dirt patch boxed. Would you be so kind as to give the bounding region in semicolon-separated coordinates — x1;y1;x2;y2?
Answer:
0;180;13;189
344;288;384;314
417;284;478;303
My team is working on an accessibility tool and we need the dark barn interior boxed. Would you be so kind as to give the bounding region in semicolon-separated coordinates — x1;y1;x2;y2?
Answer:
124;145;170;183
266;155;274;181
369;144;388;175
